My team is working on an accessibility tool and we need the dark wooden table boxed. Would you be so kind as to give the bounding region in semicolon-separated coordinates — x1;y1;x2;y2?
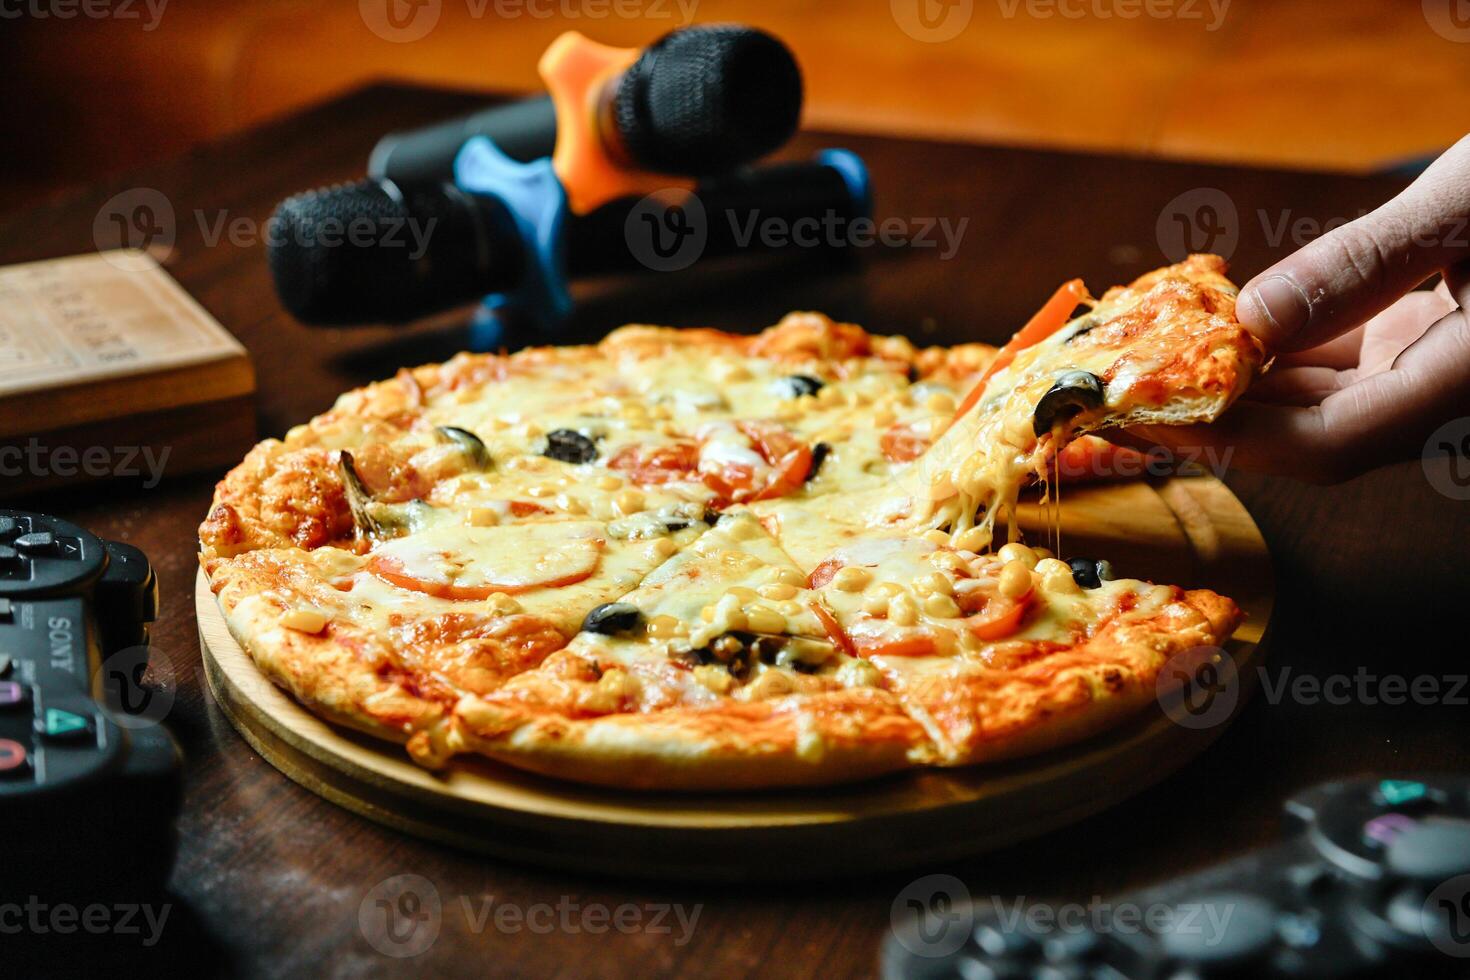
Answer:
3;85;1466;979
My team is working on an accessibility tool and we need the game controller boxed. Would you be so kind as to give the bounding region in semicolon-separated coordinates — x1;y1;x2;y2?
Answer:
884;776;1470;978
0;510;180;900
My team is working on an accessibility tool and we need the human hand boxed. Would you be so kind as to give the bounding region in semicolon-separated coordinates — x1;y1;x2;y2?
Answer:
1131;136;1470;483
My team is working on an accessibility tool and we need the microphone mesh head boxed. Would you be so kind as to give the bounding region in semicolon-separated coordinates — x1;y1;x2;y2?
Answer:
267;180;500;324
614;25;803;176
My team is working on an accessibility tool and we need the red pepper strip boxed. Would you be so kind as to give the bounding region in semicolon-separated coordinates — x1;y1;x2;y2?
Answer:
954;278;1091;419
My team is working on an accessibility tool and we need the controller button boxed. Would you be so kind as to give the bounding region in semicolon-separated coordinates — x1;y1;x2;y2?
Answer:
0;680;27;709
0;653;11;676
0;598;11;621
1362;813;1418;850
0;516;17;540
1276;911;1323;949
1373;779;1440;811
38;706;92;741
0;738;28;777
1385;818;1470;882
1287;863;1333;898
974;921;1041;958
14;531;56;555
1157;893;1276;968
1041;929;1102;963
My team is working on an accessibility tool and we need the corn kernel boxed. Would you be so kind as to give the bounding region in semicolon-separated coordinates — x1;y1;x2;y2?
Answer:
693;665;734;694
925;392;956;414
556;493;586;514
863;592;891;616
614;488;645;515
1032;547;1054;560
745;606;786;634
832;566;873;592
952;525;987;555
1035;557;1070;578
594;474;623;491
1040;562;1080;595
526;484;555;498
922;529;951;546
916;572;953;596
768;567;808;587
647;537;677;560
758;582;799;601
466;507;499;527
924;593;962;618
725;586;759;601
280;608;329;633
888;593;920;626
997;543;1038;569
775;600;804;617
999;560;1033;599
837;659;883;688
647;614;682;638
873;407;897;427
485;594;522;615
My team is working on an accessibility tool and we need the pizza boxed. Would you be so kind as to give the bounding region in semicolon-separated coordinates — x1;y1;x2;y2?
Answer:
200;254;1265;789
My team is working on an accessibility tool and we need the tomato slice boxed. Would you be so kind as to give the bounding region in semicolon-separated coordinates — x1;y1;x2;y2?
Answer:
365;555;600;599
607;442;700;485
808;558;844;589
809;601;858;658
701;421;813;504
879;424;930;463
955;278;1091;419
964;593;1033;641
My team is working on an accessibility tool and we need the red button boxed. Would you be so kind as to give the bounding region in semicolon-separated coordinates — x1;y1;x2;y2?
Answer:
0;738;27;776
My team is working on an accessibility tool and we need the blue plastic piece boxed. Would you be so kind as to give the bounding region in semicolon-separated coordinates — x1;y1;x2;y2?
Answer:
453;136;572;350
817;148;873;222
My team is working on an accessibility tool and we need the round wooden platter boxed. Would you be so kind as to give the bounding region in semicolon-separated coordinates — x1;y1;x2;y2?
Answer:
197;474;1272;881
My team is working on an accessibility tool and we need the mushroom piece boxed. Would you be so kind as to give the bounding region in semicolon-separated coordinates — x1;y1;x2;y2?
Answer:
435;426;491;469
338;451;384;540
1032;370;1106;437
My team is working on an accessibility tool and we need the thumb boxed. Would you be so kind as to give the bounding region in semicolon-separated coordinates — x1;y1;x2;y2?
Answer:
1237;134;1470;353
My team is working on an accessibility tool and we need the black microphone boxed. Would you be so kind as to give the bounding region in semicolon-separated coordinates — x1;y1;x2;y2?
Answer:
267;156;867;326
366;25;802;186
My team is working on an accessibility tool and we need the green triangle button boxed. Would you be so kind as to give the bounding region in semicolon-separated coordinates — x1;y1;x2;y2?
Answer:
43;707;90;738
1377;780;1428;806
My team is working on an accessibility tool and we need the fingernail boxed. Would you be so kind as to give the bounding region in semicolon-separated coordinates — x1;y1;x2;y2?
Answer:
1244;275;1311;342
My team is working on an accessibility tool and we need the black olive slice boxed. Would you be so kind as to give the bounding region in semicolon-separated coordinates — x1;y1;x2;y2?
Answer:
1067;557;1115;590
806;442;831;482
1032;371;1106;437
777;374;824;398
581;602;641;635
543;429;599;464
435;426;491;469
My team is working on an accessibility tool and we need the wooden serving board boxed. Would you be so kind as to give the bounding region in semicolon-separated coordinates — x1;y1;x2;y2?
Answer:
197;474;1272;881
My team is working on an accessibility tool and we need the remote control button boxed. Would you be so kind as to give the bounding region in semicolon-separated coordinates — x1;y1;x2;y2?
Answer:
38;706;93;741
1157;893;1276;968
1373;779;1441;811
0;680;28;709
14;531;56;555
1385;818;1470;882
0;738;28;778
1363;813;1419;850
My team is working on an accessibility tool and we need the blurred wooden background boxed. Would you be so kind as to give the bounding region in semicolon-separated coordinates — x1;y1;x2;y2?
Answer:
2;0;1466;214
